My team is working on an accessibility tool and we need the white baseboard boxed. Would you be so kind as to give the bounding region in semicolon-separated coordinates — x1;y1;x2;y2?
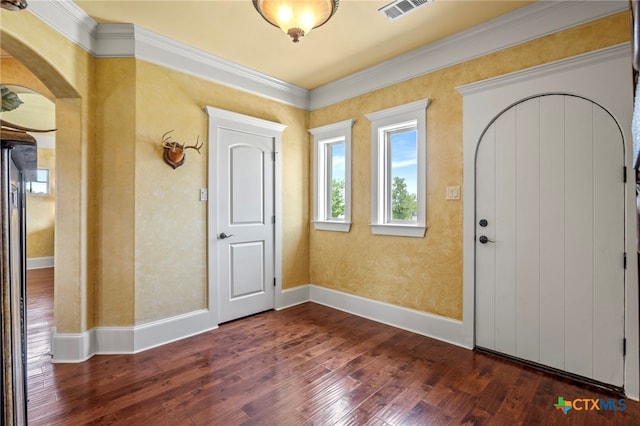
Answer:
51;309;217;363
93;326;134;354
50;327;94;363
276;283;470;349
309;285;470;349
27;256;54;270
276;285;310;310
51;285;469;362
133;309;216;353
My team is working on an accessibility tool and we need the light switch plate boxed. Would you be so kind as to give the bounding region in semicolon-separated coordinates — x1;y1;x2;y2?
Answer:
446;186;460;200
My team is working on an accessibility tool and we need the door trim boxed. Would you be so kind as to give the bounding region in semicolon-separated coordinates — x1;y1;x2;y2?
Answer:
457;44;639;399
205;106;286;325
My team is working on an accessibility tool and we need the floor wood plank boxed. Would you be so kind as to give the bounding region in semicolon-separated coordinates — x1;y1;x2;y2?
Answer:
26;268;639;425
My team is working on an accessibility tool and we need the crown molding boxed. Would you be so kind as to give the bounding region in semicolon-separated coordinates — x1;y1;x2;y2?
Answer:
309;0;628;110
27;0;98;54
93;23;135;57
456;42;631;97
26;0;310;109
25;1;627;112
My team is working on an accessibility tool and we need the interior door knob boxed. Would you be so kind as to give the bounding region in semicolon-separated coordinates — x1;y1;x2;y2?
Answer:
478;235;494;244
218;232;234;240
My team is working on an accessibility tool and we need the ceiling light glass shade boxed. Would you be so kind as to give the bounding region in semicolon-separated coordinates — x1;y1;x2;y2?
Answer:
253;0;339;43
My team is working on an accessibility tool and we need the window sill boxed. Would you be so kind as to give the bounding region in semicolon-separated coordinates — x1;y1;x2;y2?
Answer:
312;221;351;232
370;224;426;238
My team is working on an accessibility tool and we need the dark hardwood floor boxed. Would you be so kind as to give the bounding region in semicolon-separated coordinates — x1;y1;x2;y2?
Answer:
26;268;639;425
26;267;55;411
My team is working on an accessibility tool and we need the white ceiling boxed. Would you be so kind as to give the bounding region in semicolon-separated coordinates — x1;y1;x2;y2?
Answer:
72;0;534;90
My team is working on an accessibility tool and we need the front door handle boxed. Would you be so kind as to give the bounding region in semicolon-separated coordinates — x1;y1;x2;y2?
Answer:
218;232;235;240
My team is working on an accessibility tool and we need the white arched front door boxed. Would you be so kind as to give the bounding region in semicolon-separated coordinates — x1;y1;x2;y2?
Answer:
475;94;625;388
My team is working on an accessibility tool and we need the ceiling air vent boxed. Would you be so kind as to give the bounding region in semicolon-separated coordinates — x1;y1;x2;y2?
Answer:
379;0;433;20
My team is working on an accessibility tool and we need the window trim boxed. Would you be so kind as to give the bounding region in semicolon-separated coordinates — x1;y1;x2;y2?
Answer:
26;168;50;196
365;99;430;237
309;119;355;232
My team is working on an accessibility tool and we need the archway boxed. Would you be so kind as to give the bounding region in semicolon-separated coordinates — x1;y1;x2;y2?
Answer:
1;29;92;350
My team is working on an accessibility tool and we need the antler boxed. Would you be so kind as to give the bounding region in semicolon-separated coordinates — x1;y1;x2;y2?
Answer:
160;130;202;169
183;135;203;155
161;130;178;150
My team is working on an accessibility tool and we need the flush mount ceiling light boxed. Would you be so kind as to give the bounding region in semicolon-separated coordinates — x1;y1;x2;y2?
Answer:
253;0;339;43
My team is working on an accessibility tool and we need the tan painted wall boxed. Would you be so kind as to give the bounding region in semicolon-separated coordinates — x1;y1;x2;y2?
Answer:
1;7;310;331
1;8;95;333
0;58;55;100
133;60;309;323
26;147;56;259
94;58;136;326
92;57;311;326
308;12;630;321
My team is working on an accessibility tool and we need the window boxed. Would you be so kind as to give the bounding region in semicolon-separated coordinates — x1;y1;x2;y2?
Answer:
26;168;50;196
309;119;354;232
365;99;429;237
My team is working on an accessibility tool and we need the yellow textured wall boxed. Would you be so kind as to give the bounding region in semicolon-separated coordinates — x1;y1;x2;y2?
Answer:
94;58;136;326
0;57;54;100
133;60;206;322
2;7;96;333
1;8;310;331
133;60;309;323
308;12;630;320
26;147;56;258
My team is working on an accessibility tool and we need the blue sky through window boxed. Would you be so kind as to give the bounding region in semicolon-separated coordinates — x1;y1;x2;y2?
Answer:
330;142;345;183
390;130;417;195
329;142;346;218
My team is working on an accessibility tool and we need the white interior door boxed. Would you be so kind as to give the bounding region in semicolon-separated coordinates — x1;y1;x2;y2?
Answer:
216;127;275;323
475;94;625;387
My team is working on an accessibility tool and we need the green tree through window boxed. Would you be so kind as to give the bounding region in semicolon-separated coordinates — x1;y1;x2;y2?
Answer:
310;119;354;232
392;176;417;221
366;98;429;236
331;178;345;218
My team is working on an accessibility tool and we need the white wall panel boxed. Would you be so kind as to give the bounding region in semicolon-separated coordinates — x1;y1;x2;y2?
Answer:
563;97;595;378
475;125;496;349
592;106;625;385
538;95;566;371
515;99;541;362
493;108;517;355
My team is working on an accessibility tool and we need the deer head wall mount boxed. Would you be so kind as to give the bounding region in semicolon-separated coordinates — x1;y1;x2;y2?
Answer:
161;130;203;169
1;0;28;11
